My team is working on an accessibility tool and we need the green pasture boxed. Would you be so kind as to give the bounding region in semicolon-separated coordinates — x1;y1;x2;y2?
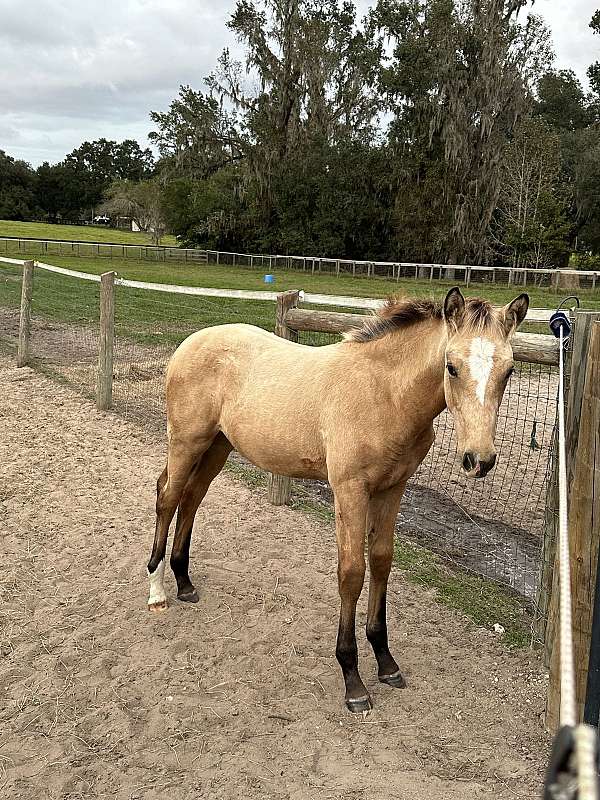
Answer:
1;240;599;351
2;246;599;309
0;219;177;247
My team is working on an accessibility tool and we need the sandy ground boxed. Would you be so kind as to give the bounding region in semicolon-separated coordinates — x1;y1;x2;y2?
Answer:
0;307;556;602
0;356;550;799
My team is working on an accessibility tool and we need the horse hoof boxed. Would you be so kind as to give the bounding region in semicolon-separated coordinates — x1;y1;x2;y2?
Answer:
177;589;199;604
379;669;406;689
148;600;167;612
345;695;372;714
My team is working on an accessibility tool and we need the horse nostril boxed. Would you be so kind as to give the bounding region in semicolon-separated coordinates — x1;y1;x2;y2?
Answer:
462;452;476;472
477;453;497;477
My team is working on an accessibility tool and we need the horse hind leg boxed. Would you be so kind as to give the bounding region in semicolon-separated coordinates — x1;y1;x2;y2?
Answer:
170;432;233;603
147;437;211;611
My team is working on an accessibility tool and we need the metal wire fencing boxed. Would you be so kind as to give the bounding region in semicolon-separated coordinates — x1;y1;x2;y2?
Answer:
110;285;276;430
293;327;558;602
0;262;100;398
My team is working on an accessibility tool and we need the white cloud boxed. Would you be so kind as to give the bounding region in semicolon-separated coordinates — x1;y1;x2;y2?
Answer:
1;0;598;167
536;0;598;84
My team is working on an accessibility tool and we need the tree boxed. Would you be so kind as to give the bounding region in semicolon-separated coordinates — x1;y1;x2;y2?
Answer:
493;117;571;267
534;64;600;257
34;162;85;222
62;139;154;214
370;0;552;264
536;70;594;131
588;10;600;97
0;151;37;220
561;127;600;255
103;180;166;245
206;0;382;224
149;88;243;179
151;0;388;257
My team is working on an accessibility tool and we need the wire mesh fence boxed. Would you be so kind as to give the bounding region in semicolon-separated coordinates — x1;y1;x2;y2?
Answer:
0;237;208;263
0;260;559;614
111;286;277;431
293;327;558;603
0;262;100;399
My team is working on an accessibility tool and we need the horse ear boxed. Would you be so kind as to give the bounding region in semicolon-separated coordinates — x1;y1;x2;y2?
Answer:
502;293;529;336
443;287;465;330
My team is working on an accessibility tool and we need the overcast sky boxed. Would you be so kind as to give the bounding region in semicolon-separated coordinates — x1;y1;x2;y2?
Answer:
1;0;598;167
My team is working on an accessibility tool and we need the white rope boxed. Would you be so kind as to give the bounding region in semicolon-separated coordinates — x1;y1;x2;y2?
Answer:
557;325;577;728
0;256;560;320
575;725;599;800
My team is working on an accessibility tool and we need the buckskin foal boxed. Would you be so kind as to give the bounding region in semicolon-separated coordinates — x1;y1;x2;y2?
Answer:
146;287;529;712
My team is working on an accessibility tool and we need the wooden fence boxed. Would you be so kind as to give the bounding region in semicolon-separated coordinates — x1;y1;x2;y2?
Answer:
0;237;208;263
6;258;600;731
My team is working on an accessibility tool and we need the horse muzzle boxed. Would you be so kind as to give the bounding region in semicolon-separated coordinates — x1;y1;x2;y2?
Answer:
462;451;497;479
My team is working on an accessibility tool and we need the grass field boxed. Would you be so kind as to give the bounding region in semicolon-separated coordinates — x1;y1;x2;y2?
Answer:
0;219;177;247
1;242;599;348
2;246;600;308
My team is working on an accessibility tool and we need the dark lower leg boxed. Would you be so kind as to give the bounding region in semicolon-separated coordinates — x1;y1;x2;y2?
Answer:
170;433;232;601
147;467;168;575
336;591;370;711
147;445;199;609
366;585;403;684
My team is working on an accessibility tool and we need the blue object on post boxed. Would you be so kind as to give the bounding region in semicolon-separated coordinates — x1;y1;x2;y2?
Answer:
264;274;275;284
549;310;572;341
548;295;580;342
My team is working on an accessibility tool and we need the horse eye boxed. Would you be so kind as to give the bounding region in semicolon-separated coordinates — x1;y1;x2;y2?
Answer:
447;363;458;378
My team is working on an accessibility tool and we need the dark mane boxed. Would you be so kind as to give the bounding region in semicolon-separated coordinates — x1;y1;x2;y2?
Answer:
344;295;498;343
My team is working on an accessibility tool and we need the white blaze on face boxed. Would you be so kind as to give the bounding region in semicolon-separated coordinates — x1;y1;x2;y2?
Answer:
148;559;166;606
468;337;496;405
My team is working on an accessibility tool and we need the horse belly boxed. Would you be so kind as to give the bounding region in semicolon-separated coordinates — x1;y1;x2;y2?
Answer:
220;412;327;480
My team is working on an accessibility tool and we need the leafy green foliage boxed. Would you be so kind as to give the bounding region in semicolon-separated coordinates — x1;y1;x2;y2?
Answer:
0;151;38;221
3;1;600;266
494;117;572;268
0;140;155;225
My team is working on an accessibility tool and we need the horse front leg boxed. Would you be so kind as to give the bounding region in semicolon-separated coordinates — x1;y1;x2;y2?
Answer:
332;480;370;713
366;480;407;688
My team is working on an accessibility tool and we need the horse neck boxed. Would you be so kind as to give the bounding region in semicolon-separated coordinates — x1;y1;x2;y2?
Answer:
364;318;448;425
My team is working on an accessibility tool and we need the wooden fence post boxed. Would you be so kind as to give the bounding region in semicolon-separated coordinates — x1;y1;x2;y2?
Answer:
267;290;300;506
96;271;115;411
17;260;34;367
545;321;600;730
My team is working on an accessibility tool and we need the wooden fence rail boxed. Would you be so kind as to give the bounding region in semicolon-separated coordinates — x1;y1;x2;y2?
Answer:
284;308;561;366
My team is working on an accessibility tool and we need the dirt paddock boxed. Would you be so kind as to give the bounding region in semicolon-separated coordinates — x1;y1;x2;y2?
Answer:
0;355;549;799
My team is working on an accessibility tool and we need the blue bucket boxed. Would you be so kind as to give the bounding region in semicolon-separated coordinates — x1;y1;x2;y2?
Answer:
263;274;275;284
